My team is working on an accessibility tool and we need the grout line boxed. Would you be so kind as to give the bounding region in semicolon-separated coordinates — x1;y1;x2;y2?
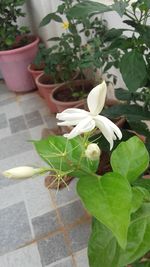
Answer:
49;189;78;267
22;186;35;239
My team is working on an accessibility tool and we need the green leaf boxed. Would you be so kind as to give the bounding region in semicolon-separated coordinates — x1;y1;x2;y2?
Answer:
127;121;150;139
40;12;62;27
103;104;150;121
88;204;150;267
88;218;120;267
111;136;149;183
50;13;62;22
77;172;132;249
68;1;111;19
104;28;123;42
119;203;150;266
132;187;144;212
33;136;98;176
115;88;132;101
120;50;147;91
112;0;128;17
40;14;52;27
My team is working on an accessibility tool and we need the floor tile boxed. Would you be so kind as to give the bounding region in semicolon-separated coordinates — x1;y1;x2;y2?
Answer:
0;127;11;139
0;101;23;118
75;248;89;267
0;183;23;210
29;125;48;140
37;232;69;266
0;243;42;267
22;176;54;219
0;202;32;255
20;95;46;113
0;130;32;160
32;210;61;239
9;115;27;133
51;178;78;207
68;222;91;253
25;110;44;128
43;114;57;129
58;200;86;226
0;97;16;107
46;256;74;267
0;113;8;129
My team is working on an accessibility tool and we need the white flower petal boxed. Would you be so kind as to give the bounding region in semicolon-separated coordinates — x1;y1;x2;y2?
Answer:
94;115;122;150
87;81;107;116
56;108;89;122
64;117;95;139
57;120;80;126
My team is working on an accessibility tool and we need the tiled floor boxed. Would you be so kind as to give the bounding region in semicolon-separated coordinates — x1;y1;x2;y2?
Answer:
0;81;90;267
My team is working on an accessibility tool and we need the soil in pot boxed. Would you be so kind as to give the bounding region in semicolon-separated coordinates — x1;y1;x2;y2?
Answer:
51;80;94;112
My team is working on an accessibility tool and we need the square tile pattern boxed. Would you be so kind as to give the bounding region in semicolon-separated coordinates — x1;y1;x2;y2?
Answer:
0;81;90;267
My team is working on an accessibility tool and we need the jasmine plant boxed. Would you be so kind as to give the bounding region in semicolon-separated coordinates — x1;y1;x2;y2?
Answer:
3;81;150;266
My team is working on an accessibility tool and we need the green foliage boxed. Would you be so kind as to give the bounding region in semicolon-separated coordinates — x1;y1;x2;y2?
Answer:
33;135;99;178
0;0;30;50
37;0;118;83
111;137;149;183
77;172;132;249
33;125;150;266
86;136;150;267
120;50;148;91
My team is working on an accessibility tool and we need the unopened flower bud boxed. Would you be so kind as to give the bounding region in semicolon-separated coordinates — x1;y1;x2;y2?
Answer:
85;143;101;161
3;166;47;179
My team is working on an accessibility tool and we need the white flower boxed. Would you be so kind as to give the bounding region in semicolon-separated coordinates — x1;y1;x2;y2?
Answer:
3;166;45;179
56;81;122;150
85;143;101;161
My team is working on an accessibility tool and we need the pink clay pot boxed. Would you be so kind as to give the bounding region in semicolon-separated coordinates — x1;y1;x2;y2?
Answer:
0;36;39;92
35;73;62;113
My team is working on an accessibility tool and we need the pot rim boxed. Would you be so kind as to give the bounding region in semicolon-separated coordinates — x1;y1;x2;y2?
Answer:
35;73;64;88
50;79;92;105
27;64;44;74
0;36;39;56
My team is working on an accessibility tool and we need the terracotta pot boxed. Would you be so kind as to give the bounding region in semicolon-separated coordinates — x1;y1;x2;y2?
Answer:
35;73;62;113
27;64;44;81
0;36;39;92
50;79;93;112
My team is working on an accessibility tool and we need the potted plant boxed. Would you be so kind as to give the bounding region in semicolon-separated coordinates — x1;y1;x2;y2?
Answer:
36;0;119;113
3;81;150;266
27;44;46;82
0;0;39;92
68;0;150;152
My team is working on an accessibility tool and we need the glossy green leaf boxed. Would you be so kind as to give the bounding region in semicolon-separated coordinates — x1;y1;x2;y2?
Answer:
103;104;150;121
68;1;111;19
88;218;120;267
33;136;98;176
119;203;150;266
115;88;132;101
120;50;147;91
112;0;128;17
88;204;150;267
77;172;132;249
131;186;150;213
111;136;149;183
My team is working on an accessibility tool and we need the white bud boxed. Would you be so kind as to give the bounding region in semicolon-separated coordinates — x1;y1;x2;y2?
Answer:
2;166;45;179
85;143;101;161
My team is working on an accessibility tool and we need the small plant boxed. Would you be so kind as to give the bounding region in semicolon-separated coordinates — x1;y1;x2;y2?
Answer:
68;0;150;149
0;0;30;51
3;81;150;267
37;0;118;84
